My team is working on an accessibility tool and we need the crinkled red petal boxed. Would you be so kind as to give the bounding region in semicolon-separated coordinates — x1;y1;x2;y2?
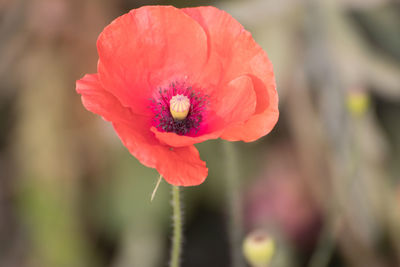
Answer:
183;6;279;141
113;122;208;186
221;76;279;142
76;73;138;124
97;6;209;116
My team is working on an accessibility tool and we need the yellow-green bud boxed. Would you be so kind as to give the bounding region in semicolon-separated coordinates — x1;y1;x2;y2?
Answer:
243;230;275;267
346;91;369;117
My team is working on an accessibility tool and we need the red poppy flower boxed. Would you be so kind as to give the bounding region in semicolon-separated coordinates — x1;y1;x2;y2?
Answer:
76;6;278;186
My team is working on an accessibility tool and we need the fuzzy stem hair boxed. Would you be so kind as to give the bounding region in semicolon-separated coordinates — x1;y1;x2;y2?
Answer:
170;185;183;267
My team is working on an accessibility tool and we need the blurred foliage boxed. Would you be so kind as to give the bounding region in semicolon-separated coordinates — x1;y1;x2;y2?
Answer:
1;0;400;267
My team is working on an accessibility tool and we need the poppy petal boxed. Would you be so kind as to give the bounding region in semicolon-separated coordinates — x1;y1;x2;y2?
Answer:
97;6;209;116
183;6;278;141
150;127;223;147
183;6;272;84
182;6;245;88
113;122;208;186
221;76;279;142
76;73;137;124
210;75;256;126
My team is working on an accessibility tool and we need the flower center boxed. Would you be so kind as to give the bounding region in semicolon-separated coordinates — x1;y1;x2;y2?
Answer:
151;82;208;136
170;94;190;120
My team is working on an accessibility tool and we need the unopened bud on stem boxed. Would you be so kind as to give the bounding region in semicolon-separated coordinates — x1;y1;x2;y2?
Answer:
243;229;275;267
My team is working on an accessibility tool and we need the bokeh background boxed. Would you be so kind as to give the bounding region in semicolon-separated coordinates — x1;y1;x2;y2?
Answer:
1;0;400;266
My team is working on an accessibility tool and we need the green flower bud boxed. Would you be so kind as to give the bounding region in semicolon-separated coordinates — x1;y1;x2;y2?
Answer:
346;91;370;117
243;229;275;267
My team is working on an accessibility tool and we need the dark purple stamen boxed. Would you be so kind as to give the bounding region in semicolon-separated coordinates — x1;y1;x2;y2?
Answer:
150;82;208;136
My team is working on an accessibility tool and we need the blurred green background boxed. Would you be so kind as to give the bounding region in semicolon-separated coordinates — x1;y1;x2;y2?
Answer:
1;0;400;266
